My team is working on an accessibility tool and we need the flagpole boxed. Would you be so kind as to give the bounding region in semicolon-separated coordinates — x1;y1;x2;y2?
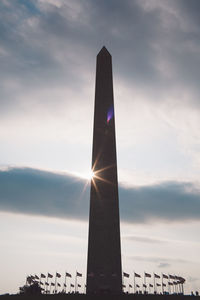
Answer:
144;272;146;294
134;273;136;294
65;273;67;293
39;274;42;292
55;272;57;294
75;271;77;293
46;273;49;294
162;274;163;294
153;273;156;294
168;274;170;294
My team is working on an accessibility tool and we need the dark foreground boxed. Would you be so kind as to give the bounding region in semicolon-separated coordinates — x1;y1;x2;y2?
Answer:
0;294;199;300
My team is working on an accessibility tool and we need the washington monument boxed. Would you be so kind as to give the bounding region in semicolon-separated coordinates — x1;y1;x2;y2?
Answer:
86;47;122;294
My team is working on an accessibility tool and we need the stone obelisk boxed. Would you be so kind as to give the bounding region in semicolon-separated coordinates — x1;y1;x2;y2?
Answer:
86;47;122;294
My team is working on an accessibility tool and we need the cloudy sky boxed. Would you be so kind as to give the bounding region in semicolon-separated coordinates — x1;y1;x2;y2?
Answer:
0;0;200;295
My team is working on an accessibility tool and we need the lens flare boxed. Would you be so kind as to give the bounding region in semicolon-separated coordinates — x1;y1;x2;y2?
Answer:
107;106;114;124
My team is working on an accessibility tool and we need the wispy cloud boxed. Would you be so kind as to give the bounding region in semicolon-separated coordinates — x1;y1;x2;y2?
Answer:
123;235;166;244
128;255;189;265
158;263;170;269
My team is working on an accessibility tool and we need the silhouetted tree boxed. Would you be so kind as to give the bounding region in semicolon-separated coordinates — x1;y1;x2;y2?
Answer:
19;282;42;295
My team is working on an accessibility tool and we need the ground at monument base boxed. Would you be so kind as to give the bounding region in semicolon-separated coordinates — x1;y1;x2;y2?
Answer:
0;294;199;300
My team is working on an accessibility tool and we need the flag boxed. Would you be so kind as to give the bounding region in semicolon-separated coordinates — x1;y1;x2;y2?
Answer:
88;272;94;277
64;283;67;287
169;275;175;280
27;276;33;284
66;272;71;278
154;273;160;279
176;276;181;281
163;283;166;287
48;273;53;278
45;282;49;286
162;274;168;279
123;272;129;278
173;281;177;285
71;284;74;287
168;282;173;286
136;284;140;288
76;272;82;277
134;273;141;278
35;275;39;280
57;283;61;287
176;276;185;283
149;284;153;287
40;282;43;285
56;272;61;278
41;273;46;278
145;272;151;278
122;284;126;288
78;284;81;288
179;277;185;283
156;283;161;287
51;282;55;286
31;275;35;280
143;284;147;288
129;284;132;288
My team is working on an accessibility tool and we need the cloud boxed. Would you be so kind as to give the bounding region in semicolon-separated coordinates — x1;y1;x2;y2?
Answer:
158;263;170;268
119;181;200;223
0;167;89;221
123;235;166;244
0;167;200;224
188;277;199;283
129;255;189;265
1;0;200;113
1;0;200;179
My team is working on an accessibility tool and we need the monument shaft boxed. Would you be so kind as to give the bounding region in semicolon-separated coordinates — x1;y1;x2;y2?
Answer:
86;47;122;294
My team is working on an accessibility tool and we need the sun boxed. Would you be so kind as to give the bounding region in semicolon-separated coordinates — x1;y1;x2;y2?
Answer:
75;170;95;180
86;170;95;180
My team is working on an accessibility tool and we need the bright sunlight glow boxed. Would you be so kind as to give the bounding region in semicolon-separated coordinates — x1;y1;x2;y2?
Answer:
73;170;95;180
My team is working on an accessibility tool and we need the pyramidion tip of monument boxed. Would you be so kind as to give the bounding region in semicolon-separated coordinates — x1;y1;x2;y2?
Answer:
97;46;111;56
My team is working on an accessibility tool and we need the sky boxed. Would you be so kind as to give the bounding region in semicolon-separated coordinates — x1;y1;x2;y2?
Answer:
0;0;200;295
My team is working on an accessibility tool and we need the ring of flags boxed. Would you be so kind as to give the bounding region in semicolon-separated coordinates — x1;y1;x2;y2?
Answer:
122;271;186;295
25;271;186;295
25;271;83;294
